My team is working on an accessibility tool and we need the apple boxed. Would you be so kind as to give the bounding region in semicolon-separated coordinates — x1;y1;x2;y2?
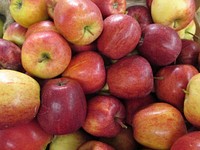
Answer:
69;42;97;53
138;23;182;66
184;73;200;128
54;0;104;45
0;119;53;150
3;22;27;47
25;20;58;38
97;14;141;60
126;5;153;31
0;38;22;70
37;77;87;135
132;102;187;149
62;51;106;94
90;0;127;18
21;31;71;79
45;0;59;19
0;69;40;129
82;95;127;138
171;131;200;150
9;0;49;28
154;64;199;111
0;17;3;37
106;54;154;100
151;0;196;31
49;129;91;150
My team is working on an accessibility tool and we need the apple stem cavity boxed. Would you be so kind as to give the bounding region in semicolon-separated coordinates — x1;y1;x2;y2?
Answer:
38;53;51;63
84;26;94;36
113;2;119;9
115;117;127;129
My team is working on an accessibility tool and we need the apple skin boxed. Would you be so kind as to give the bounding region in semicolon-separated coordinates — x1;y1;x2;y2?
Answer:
21;31;71;79
97;14;141;60
106;54;154;100
9;0;49;28
151;0;196;31
171;131;200;150
82;95;126;138
62;51;106;94
90;0;127;18
155;64;199;111
138;23;182;66
132;102;187;149
54;0;103;45
3;22;27;47
37;77;87;135
0;119;53;150
126;5;153;31
45;0;59;19
0;38;22;70
0;69;40;129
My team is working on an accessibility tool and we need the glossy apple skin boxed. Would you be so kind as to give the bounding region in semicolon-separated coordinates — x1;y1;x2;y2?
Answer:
126;5;153;31
132;102;187;150
91;0;126;18
54;0;103;45
97;14;141;60
138;23;182;66
82;95;126;138
171;131;200;150
0;119;53;150
62;51;106;94
37;77;87;135
0;38;22;70
107;55;154;99
155;64;199;111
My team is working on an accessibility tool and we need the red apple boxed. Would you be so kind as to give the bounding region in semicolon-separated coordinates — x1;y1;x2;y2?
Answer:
54;0;104;45
69;42;97;53
37;77;87;135
0;38;21;70
106;54;154;99
45;0;59;19
82;95;127;138
62;51;106;94
90;0;127;18
0;119;53;150
97;14;141;60
138;23;182;66
132;102;187;149
146;0;152;8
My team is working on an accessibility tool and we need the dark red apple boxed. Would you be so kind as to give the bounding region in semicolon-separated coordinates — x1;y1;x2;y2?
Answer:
37;77;87;135
82;95;127;138
106;54;154;99
0;119;53;150
69;41;97;53
155;64;199;111
97;14;141;60
138;23;182;66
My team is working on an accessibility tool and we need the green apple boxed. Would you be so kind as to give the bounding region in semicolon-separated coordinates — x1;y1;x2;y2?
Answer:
9;0;49;28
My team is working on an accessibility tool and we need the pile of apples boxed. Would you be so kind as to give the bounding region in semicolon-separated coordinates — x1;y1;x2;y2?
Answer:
0;0;200;149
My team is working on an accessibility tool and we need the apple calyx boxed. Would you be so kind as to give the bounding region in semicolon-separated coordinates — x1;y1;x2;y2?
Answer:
113;2;119;9
115;117;127;129
14;0;23;9
84;26;94;36
38;53;51;63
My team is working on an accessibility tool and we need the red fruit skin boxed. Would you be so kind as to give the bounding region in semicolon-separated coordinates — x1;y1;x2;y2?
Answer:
107;54;154;99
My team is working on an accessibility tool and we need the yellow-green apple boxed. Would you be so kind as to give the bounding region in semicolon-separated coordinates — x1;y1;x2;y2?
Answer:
184;73;200;128
54;0;103;45
0;17;3;37
97;14;141;60
132;102;187;149
177;20;196;40
155;64;199;111
138;24;182;66
62;51;106;94
45;0;59;19
151;0;196;31
78;140;115;150
171;131;200;150
0;119;53;150
0;38;22;70
0;69;40;129
9;0;49;28
21;31;71;79
49;129;91;150
106;55;154;99
37;77;87;135
90;0;127;18
3;22;27;47
82;95;127;138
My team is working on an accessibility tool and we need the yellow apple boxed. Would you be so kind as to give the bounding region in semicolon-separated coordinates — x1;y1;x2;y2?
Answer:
0;69;40;129
151;0;196;31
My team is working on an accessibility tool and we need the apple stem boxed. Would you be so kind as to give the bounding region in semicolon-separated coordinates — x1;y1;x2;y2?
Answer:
182;89;189;95
115;117;128;129
154;76;164;80
84;26;94;36
186;31;200;40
